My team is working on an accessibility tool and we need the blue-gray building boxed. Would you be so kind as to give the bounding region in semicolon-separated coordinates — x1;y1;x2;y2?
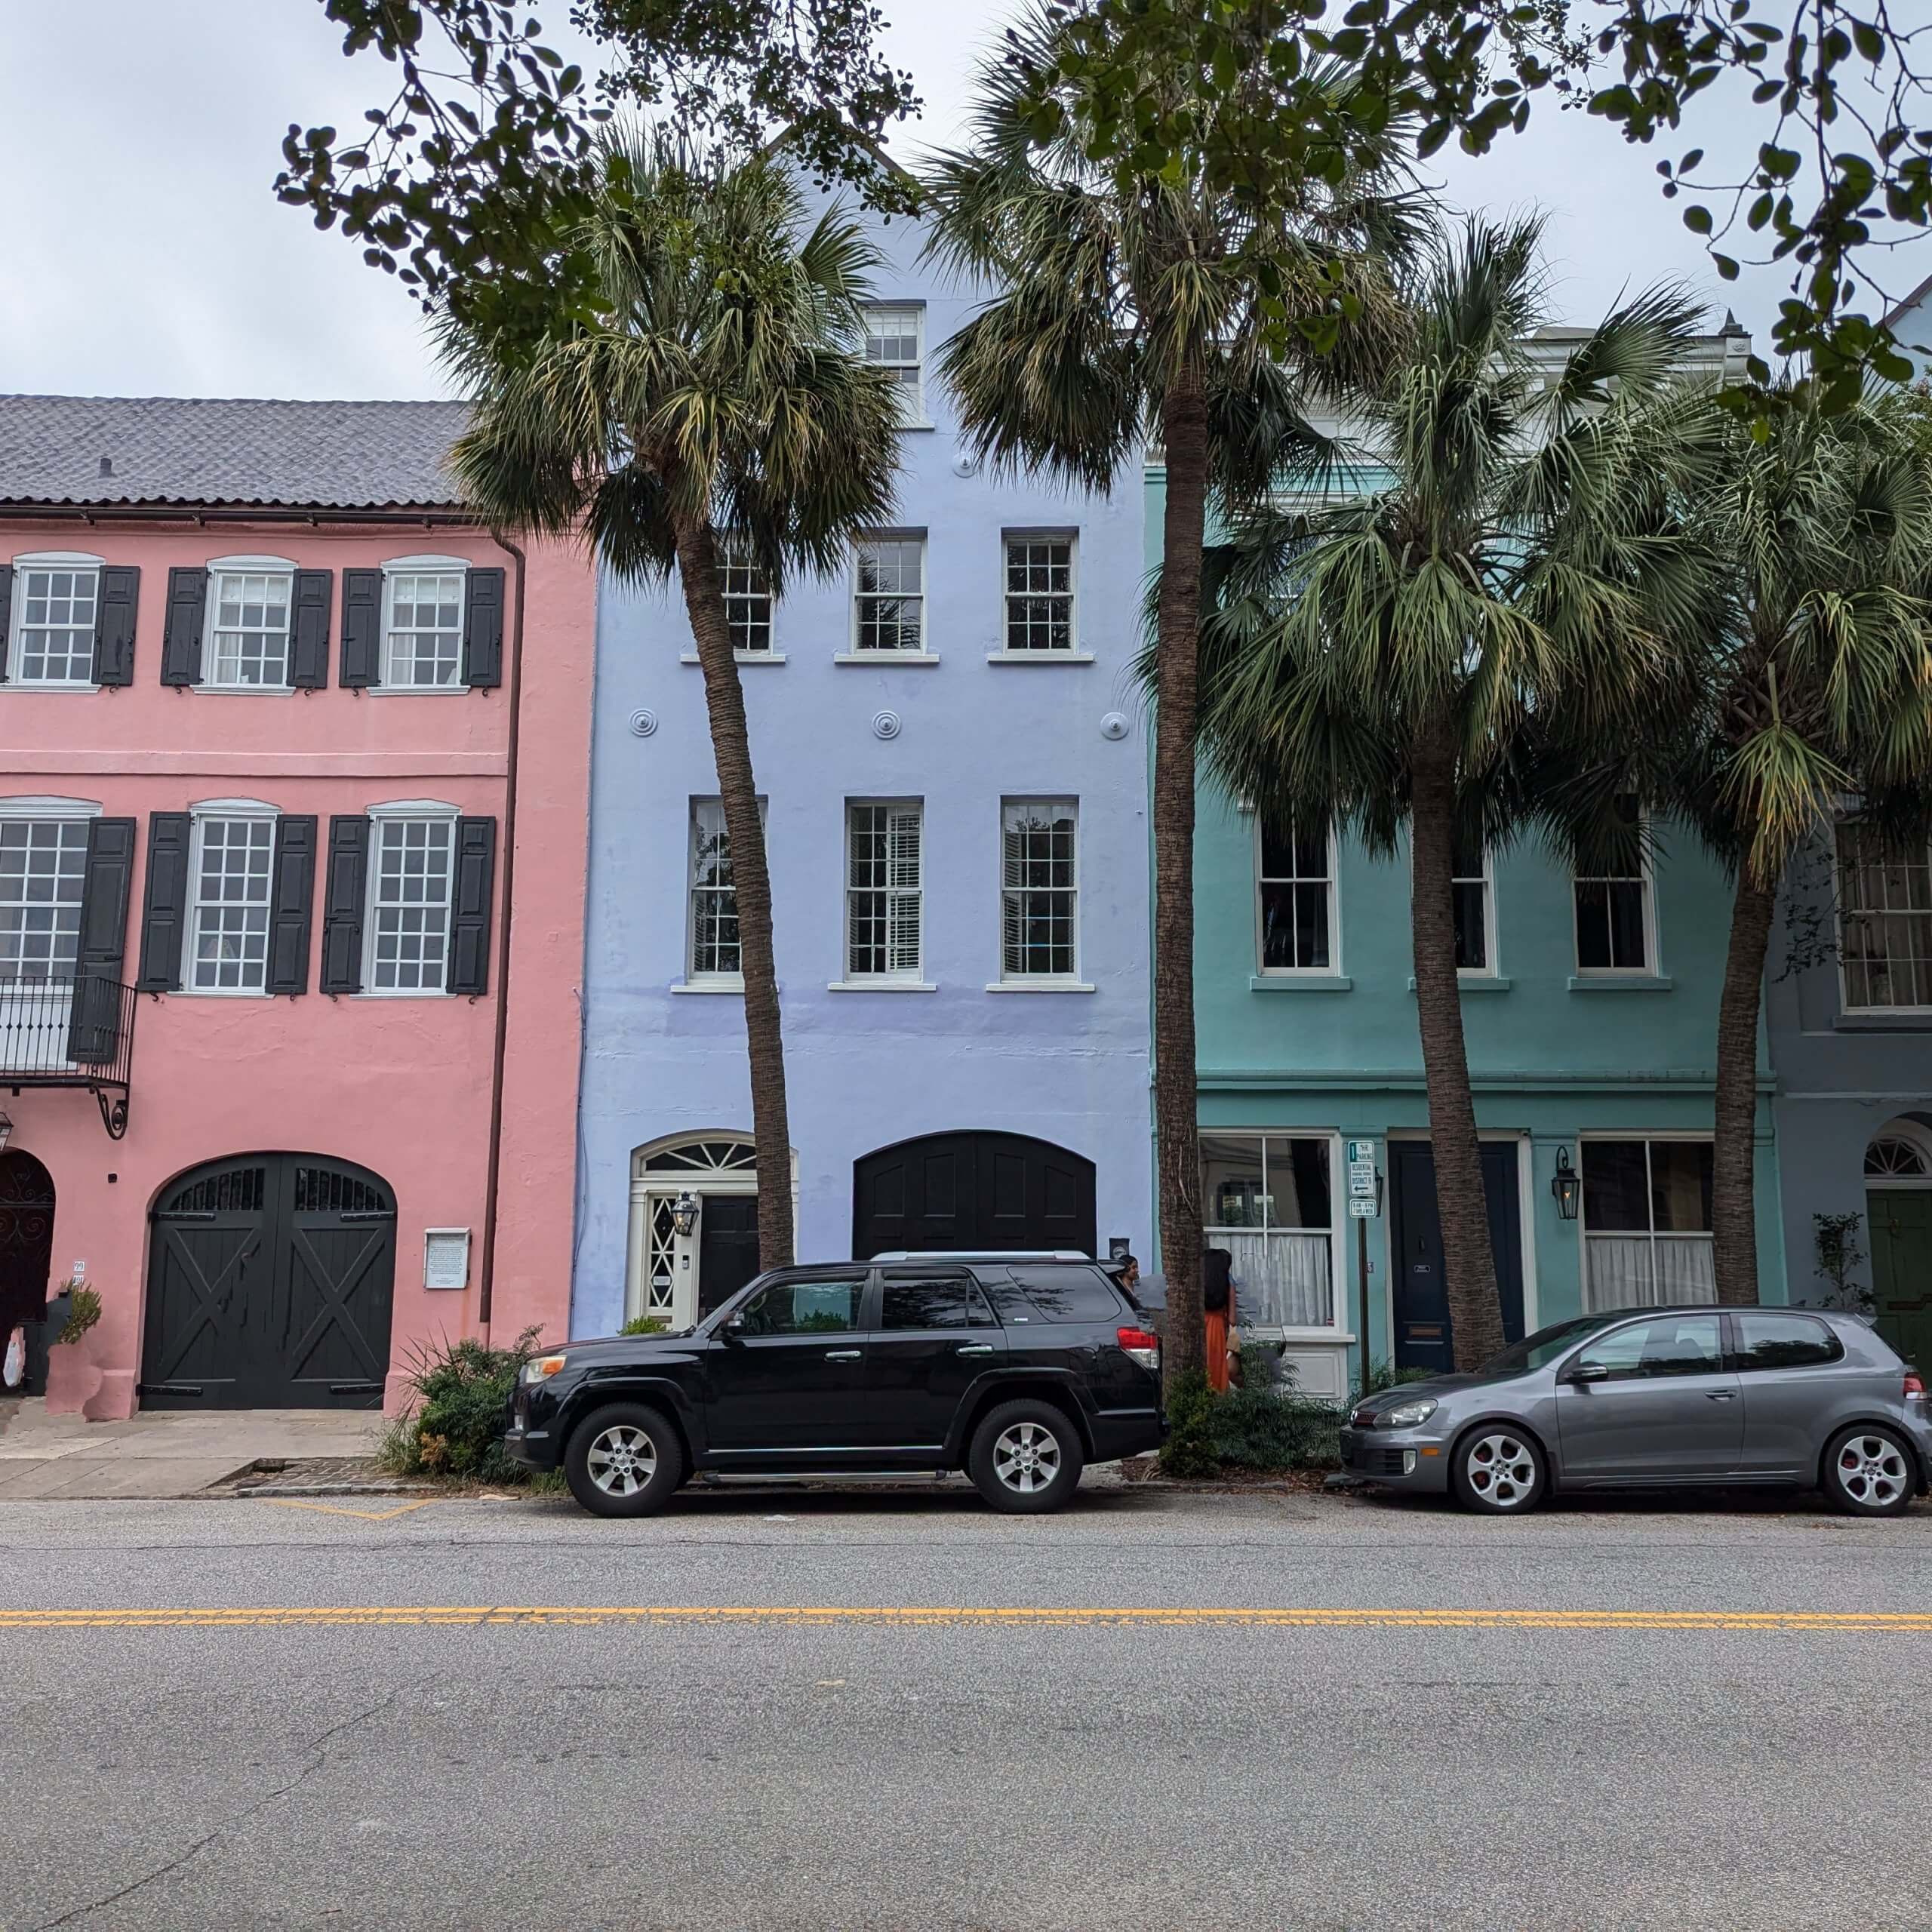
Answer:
570;190;1153;1335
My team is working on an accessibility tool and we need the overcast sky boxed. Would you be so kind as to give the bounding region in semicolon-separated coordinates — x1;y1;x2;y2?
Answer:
4;1;1927;401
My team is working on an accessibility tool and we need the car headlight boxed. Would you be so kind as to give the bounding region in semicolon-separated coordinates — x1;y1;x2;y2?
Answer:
1382;1398;1439;1429
520;1353;568;1386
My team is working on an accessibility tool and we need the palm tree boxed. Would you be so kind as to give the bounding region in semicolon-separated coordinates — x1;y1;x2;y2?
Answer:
921;6;1411;1378
1660;389;1932;1303
443;133;903;1271
1192;217;1711;1368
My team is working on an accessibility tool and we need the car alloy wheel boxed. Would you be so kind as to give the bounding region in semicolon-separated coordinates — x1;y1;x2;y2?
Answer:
1464;1431;1538;1510
1836;1432;1910;1510
586;1423;658;1500
992;1420;1062;1495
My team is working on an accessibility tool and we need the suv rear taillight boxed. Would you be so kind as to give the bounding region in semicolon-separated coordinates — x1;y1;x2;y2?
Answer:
1906;1369;1927;1401
1117;1326;1160;1371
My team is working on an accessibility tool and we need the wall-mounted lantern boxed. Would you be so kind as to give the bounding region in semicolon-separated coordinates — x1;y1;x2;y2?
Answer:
1551;1148;1581;1221
671;1189;702;1239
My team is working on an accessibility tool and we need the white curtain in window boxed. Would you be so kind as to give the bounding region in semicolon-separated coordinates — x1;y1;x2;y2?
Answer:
1219;1232;1333;1327
1585;1237;1657;1310
1654;1236;1716;1300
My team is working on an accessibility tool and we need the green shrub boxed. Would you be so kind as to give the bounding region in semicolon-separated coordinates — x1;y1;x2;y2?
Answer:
378;1326;543;1484
620;1315;669;1336
1160;1368;1220;1478
1349;1357;1434;1406
57;1283;102;1346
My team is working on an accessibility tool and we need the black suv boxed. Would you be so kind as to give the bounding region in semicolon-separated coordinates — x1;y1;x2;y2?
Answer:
504;1254;1164;1516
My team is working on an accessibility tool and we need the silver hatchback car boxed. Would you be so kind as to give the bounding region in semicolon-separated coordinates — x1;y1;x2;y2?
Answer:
1340;1305;1932;1515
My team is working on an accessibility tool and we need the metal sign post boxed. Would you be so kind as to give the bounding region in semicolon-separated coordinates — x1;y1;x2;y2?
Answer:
1346;1140;1381;1390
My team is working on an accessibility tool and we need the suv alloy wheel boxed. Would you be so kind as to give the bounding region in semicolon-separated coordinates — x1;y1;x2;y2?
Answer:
565;1401;686;1518
968;1398;1085;1513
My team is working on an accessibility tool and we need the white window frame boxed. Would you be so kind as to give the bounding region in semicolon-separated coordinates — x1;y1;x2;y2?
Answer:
1254;812;1340;977
1577;1134;1715;1311
994;796;1088;989
991;531;1091;663
863;303;928;426
841;799;926;986
202;554;297;693
843;533;932;660
0;798;100;985
359;800;461;998
1573;803;1657;975
7;551;104;690
1834;820;1932;1014
1198;1130;1343;1337
681;796;766;990
718;533;776;660
182;798;280;998
1452;836;1497;977
375;553;469;695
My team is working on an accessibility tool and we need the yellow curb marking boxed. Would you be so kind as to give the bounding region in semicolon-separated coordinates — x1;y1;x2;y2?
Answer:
0;1604;1927;1632
258;1499;438;1523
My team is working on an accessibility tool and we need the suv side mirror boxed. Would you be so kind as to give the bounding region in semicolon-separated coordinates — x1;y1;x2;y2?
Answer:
1568;1360;1609;1384
721;1313;747;1339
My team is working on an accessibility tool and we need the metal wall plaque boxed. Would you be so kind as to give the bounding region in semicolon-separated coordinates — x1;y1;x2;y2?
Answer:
424;1228;471;1291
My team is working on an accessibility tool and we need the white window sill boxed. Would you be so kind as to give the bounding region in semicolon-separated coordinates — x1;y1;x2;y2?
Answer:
3;681;99;693
1836;1009;1932;1029
986;979;1096;994
1567;974;1672;992
827;979;937;993
680;652;786;666
1407;974;1512;993
833;651;941;666
353;989;454;1001
198;683;297;697
671;979;745;995
985;651;1096;666
366;683;466;697
897;421;937;433
172;986;273;999
1250;974;1352;992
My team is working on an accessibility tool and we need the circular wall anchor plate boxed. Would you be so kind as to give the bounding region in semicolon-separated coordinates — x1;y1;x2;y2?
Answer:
951;453;980;478
872;709;903;740
629;708;658;738
1100;711;1131;740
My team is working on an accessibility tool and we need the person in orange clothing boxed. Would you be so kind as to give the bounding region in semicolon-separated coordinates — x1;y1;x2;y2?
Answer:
1203;1246;1236;1393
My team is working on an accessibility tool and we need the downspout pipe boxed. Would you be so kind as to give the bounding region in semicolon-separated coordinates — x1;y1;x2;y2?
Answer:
475;531;528;1340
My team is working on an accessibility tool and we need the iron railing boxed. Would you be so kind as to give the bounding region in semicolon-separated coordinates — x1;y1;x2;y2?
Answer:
0;974;135;1137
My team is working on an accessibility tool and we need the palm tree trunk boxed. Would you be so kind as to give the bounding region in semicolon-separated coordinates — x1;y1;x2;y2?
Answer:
1409;721;1503;1370
1712;875;1774;1306
1152;363;1209;1381
673;516;795;1270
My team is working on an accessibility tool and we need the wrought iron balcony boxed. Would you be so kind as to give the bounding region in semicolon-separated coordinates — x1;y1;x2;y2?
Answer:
0;975;135;1137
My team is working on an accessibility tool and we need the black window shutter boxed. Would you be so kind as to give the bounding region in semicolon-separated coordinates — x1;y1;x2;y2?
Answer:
267;814;318;995
0;565;13;682
66;816;136;1062
161;568;207;686
462;568;505;688
448;817;497;995
92;565;140;687
340;569;382;688
136;812;192;991
320;815;370;992
289;571;332;689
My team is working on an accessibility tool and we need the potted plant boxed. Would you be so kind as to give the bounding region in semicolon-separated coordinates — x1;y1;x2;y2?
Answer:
44;1279;105;1417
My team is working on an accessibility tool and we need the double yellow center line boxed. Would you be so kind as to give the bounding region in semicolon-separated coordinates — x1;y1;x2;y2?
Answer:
2;1604;1927;1632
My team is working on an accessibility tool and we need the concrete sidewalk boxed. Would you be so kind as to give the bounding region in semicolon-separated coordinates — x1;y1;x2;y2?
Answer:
0;1398;380;1499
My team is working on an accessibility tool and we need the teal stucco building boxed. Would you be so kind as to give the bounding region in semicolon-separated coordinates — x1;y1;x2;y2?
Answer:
1147;450;1786;1401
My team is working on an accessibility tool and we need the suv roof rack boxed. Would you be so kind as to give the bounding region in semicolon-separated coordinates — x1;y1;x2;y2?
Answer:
866;1249;1093;1263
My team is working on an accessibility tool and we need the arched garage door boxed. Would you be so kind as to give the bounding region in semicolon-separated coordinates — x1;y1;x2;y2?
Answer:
142;1154;396;1409
854;1131;1096;1259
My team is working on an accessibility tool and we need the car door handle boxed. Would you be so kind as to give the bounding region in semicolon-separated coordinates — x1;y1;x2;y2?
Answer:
956;1343;995;1356
1706;1389;1737;1401
823;1349;862;1361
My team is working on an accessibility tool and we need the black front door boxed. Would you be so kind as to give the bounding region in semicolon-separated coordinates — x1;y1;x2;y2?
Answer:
703;1270;873;1451
853;1131;1097;1257
1390;1141;1525;1374
697;1194;761;1318
0;1150;56;1334
142;1154;396;1408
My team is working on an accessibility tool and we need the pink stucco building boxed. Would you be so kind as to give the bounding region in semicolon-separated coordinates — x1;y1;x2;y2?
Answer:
0;396;594;1417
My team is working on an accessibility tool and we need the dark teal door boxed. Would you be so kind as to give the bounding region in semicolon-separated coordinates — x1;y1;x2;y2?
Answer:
1391;1142;1525;1374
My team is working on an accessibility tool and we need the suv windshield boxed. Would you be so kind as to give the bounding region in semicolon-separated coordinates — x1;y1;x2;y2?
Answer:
1478;1314;1625;1379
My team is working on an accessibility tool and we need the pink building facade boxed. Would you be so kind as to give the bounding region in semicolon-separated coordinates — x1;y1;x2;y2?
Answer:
0;397;594;1417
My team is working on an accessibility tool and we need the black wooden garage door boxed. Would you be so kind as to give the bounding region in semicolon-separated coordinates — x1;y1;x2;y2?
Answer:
853;1131;1097;1258
141;1153;397;1408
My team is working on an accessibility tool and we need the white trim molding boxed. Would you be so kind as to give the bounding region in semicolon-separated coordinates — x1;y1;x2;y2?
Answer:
0;795;101;819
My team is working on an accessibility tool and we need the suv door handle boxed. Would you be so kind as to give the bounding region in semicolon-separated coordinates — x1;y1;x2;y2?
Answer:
823;1349;862;1361
956;1343;995;1356
1706;1389;1736;1401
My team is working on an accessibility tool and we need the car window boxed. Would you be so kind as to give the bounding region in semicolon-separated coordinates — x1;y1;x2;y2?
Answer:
986;1266;1124;1326
881;1273;971;1331
1480;1315;1623;1377
1733;1312;1844;1371
735;1276;864;1337
1578;1315;1722;1380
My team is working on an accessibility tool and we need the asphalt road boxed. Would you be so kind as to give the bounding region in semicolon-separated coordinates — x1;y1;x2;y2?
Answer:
5;1481;1930;1932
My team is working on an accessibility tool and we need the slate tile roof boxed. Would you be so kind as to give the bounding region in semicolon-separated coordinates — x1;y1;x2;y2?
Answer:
0;395;472;510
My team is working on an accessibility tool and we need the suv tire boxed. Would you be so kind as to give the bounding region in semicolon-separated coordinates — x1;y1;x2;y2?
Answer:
1822;1424;1916;1517
565;1401;685;1518
968;1399;1084;1514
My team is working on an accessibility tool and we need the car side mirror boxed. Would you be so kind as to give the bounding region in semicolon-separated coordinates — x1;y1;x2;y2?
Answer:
721;1314;746;1340
1568;1360;1608;1384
